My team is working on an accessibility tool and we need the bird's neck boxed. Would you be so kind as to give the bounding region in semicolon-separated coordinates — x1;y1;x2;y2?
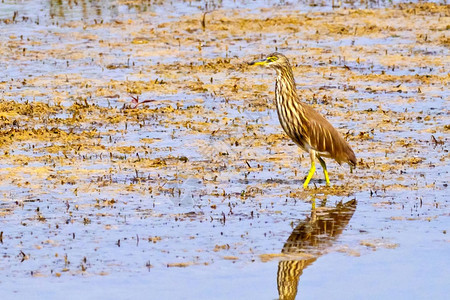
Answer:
275;65;298;105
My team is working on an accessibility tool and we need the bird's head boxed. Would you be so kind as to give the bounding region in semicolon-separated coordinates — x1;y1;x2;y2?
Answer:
248;52;290;69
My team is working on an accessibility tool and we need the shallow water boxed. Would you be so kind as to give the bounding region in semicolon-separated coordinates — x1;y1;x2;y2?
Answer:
0;0;449;299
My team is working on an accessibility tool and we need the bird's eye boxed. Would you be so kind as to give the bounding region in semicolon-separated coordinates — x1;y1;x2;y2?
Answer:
267;56;277;62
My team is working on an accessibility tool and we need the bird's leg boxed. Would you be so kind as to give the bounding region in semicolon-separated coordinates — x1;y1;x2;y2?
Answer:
311;196;317;220
303;150;316;188
317;156;330;186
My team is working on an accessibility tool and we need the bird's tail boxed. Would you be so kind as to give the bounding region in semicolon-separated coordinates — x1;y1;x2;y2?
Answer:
346;146;357;167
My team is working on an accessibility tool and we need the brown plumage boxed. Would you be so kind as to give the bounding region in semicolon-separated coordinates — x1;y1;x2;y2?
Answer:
250;52;356;187
293;104;356;165
277;199;357;299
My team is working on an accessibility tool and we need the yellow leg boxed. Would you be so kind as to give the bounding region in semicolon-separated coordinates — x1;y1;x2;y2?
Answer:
310;196;317;222
318;156;330;186
303;151;316;188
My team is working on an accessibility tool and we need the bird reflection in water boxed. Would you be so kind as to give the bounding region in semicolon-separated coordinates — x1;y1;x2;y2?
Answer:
277;198;357;300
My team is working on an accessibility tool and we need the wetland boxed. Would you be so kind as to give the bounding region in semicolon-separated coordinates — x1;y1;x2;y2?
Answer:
0;0;449;299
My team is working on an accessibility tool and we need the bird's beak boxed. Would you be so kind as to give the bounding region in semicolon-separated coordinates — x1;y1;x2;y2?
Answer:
248;58;267;66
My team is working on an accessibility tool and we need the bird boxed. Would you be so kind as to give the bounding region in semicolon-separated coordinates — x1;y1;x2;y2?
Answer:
277;199;357;299
249;52;356;188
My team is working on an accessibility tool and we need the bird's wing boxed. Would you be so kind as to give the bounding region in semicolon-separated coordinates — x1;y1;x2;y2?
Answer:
303;104;353;164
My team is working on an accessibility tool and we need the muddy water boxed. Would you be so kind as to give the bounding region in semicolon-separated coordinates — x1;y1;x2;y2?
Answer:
0;0;449;299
